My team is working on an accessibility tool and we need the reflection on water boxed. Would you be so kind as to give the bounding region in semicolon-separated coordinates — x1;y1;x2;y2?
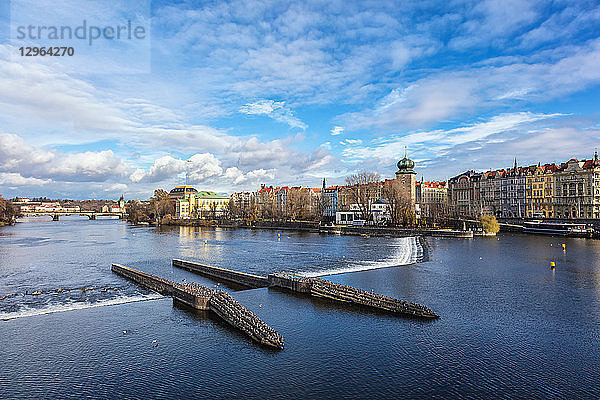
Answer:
1;218;600;399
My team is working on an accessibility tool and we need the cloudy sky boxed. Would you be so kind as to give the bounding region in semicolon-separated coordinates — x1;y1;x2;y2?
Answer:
0;0;599;199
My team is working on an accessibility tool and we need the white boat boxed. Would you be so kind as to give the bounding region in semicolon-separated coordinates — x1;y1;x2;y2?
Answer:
522;221;594;237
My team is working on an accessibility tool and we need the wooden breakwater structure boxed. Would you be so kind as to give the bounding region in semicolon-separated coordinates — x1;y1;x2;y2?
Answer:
267;272;438;319
172;282;214;310
111;263;174;295
170;260;438;319
111;264;283;349
209;291;283;348
172;259;269;289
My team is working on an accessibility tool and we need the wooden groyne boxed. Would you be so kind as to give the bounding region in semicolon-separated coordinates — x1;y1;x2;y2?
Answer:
310;278;438;318
111;264;283;349
172;282;214;310
172;259;269;289
209;291;284;349
268;273;439;319
171;259;438;319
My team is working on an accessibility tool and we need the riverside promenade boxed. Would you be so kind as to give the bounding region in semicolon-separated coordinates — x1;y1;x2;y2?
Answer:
111;264;284;349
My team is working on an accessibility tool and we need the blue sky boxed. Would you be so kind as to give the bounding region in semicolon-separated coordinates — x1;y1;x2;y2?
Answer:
1;0;599;199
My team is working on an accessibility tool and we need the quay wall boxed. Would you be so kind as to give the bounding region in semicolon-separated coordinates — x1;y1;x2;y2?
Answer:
318;225;472;238
173;259;269;288
111;263;174;295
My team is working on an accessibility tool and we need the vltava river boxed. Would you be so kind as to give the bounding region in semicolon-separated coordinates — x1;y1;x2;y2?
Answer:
1;216;599;398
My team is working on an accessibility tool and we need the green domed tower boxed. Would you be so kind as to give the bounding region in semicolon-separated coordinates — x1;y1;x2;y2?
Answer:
395;149;417;210
395;149;416;177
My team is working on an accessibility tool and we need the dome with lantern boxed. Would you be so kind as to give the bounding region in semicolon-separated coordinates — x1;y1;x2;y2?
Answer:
396;149;416;175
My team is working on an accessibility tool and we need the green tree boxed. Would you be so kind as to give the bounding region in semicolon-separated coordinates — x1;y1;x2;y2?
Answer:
480;215;500;233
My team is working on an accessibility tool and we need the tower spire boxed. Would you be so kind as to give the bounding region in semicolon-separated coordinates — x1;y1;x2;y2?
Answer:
514;157;517;171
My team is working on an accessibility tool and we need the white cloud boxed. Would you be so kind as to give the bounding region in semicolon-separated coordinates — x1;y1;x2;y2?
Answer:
0;45;133;133
342;112;564;162
0;133;130;183
0;133;54;171
0;172;52;186
448;0;540;51
186;153;224;183
129;153;223;184
330;126;344;136
240;99;307;130
340;139;362;145
105;183;128;192
224;167;276;184
47;150;129;181
340;38;600;131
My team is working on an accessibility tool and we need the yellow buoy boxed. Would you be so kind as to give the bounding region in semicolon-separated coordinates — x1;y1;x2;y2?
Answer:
550;261;556;269
562;243;566;251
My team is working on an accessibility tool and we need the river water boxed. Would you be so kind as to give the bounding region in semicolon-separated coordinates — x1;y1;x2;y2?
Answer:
1;216;599;399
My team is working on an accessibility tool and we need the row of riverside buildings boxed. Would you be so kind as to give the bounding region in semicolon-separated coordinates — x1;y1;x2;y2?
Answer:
171;154;450;224
448;153;600;219
13;198;81;213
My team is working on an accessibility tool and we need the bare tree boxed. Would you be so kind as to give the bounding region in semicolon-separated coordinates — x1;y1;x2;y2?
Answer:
149;189;175;222
383;179;414;226
228;198;241;219
345;172;381;221
427;202;449;227
287;188;312;220
208;201;218;220
0;196;18;224
317;191;329;222
126;200;149;224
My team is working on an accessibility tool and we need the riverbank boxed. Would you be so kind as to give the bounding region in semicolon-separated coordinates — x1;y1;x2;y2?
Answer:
2;217;600;398
160;219;475;238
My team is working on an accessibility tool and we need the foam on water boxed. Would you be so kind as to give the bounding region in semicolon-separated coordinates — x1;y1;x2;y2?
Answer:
0;293;165;321
299;236;424;277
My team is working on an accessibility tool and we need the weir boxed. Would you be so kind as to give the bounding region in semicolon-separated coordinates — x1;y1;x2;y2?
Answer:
111;264;284;349
170;259;439;319
268;273;439;319
172;259;269;288
111;264;174;296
